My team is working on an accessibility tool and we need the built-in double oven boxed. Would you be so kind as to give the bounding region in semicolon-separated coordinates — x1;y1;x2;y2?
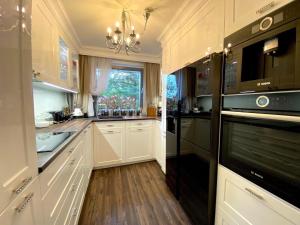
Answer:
220;0;300;210
220;92;300;208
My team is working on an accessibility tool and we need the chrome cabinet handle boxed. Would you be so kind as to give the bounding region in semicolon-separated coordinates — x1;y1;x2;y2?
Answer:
68;147;75;154
106;125;114;127
71;184;77;192
256;1;275;14
73;208;78;217
70;159;76;166
32;70;41;78
15;193;34;213
13;177;32;194
137;128;143;131
245;188;264;200
107;130;114;133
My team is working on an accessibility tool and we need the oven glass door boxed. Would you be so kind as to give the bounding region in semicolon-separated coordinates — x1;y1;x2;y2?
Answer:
220;114;300;208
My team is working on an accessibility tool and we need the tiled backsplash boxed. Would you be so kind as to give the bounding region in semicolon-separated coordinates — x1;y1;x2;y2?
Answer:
33;86;68;121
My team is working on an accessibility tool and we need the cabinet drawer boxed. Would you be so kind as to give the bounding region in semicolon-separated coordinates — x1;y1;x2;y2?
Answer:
39;136;81;195
54;169;84;225
0;179;43;225
65;174;85;225
126;120;153;127
95;121;124;129
217;165;300;225
41;147;83;225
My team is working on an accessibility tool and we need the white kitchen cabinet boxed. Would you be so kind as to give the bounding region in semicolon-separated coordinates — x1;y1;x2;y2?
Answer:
82;125;93;182
32;0;59;84
224;0;294;37
215;165;300;225
153;120;166;172
32;0;74;89
126;125;153;163
93;123;125;167
0;0;38;214
58;37;72;88
160;0;224;74
70;51;80;92
0;179;43;225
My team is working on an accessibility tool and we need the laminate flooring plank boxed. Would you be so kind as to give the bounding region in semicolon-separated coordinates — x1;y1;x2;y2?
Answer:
78;161;191;225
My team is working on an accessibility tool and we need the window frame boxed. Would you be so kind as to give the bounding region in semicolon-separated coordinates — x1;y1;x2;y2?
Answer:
97;66;144;110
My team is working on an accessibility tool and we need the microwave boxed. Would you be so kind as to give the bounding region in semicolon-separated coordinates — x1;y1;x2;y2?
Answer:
223;0;300;94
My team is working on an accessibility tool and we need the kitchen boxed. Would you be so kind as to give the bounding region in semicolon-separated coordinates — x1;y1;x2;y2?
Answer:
0;0;299;225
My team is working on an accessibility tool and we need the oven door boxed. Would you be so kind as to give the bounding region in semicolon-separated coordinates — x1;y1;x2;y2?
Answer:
220;111;300;208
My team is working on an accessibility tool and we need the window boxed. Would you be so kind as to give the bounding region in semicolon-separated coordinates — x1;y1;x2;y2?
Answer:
97;68;143;111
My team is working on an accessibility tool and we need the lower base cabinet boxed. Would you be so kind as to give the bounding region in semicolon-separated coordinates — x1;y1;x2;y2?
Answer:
93;120;157;168
215;165;300;225
126;126;152;162
0;178;43;225
93;122;125;167
40;126;93;225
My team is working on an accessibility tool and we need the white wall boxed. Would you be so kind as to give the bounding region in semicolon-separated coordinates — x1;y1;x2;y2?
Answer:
33;86;68;121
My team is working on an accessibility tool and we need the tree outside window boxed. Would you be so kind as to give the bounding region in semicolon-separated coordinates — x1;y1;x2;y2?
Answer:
97;68;143;112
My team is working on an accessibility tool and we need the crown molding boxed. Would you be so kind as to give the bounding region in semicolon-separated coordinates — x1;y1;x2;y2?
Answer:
79;45;161;64
43;0;82;50
157;0;208;44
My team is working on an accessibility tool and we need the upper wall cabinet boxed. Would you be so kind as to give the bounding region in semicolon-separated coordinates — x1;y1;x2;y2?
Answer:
224;0;294;37
32;0;77;90
32;0;58;84
160;0;225;74
70;51;80;92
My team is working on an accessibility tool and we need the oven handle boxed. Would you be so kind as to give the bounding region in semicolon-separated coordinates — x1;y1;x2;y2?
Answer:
221;111;300;123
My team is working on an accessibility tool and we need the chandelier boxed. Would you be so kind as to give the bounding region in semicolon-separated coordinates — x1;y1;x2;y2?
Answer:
106;8;153;54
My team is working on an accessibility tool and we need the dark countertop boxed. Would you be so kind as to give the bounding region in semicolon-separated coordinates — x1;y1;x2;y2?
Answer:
36;119;92;173
36;116;161;173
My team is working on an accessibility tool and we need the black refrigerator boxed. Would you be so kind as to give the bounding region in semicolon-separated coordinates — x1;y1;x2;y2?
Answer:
166;53;222;225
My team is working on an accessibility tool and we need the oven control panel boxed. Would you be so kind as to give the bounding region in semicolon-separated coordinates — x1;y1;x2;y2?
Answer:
223;92;300;113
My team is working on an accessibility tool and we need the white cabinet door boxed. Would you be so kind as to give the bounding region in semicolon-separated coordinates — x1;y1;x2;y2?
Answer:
83;125;93;177
154;121;163;168
93;124;125;167
0;179;43;225
215;208;239;225
167;0;224;72
58;37;71;88
70;51;79;92
224;0;294;37
126;126;153;162
215;165;300;225
0;0;38;213
32;0;58;84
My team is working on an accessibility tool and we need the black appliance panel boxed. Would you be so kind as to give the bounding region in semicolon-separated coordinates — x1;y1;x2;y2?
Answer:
223;1;300;94
166;53;222;225
179;117;211;225
223;92;300;115
220;115;300;208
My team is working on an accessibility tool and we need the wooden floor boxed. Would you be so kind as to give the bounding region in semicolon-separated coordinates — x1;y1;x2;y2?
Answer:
78;161;192;225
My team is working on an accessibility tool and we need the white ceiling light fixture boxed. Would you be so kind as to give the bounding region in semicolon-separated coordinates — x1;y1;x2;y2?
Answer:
105;8;153;55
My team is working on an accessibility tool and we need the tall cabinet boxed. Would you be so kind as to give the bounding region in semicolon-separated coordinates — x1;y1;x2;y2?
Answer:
0;0;42;223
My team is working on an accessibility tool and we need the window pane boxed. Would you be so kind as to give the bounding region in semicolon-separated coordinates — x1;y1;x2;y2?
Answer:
97;69;142;110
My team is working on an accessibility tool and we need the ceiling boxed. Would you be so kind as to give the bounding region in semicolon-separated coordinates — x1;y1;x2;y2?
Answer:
61;0;185;56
